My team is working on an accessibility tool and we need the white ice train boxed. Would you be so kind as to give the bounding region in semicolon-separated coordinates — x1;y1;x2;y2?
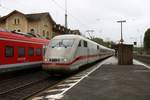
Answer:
42;35;114;73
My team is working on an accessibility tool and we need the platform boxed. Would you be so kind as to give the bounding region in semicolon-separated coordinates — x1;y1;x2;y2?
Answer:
62;62;150;100
32;57;150;100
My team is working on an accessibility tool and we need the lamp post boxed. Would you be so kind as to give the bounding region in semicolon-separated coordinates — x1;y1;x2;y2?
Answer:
117;20;126;44
65;0;67;28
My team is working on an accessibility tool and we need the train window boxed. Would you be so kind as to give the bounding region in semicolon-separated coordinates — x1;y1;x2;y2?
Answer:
78;41;82;47
51;39;75;48
28;48;34;56
97;46;99;50
18;47;25;57
5;46;14;57
84;41;87;47
43;47;46;55
36;48;41;56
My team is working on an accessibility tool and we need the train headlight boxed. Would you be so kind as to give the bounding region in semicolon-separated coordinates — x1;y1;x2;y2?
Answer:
44;58;48;62
63;58;68;62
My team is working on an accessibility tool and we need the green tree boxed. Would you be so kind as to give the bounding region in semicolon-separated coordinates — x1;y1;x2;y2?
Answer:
91;37;114;48
144;28;150;54
91;37;104;45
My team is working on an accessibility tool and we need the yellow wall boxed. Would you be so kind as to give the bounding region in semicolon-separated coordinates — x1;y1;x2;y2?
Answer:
0;22;6;29
28;21;40;33
0;12;54;39
6;13;28;32
39;16;53;39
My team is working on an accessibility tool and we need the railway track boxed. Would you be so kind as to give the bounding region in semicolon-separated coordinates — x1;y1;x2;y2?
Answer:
0;57;110;100
31;57;113;100
134;54;150;65
0;71;65;100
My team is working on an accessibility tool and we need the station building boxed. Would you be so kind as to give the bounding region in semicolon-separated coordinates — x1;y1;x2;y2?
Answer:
0;10;81;39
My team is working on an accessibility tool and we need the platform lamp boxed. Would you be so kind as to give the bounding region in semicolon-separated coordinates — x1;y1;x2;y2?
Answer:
117;20;126;44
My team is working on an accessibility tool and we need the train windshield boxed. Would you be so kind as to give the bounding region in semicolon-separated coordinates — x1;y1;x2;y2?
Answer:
50;39;75;48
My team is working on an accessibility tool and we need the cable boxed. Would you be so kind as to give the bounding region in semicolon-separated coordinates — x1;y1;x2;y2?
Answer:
0;1;14;13
0;5;12;11
50;0;89;29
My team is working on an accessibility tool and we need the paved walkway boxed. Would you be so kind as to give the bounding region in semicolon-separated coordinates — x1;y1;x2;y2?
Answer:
63;61;150;100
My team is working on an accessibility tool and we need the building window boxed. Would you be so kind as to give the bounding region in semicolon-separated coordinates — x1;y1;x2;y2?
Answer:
17;29;21;32
17;19;20;24
14;19;17;24
30;29;35;34
44;24;48;27
5;46;14;57
36;48;41;56
28;48;34;56
18;47;25;57
47;31;49;37
43;30;45;37
14;18;20;25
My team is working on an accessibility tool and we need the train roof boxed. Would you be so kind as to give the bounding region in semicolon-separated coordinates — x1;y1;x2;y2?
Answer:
52;34;113;51
0;31;49;44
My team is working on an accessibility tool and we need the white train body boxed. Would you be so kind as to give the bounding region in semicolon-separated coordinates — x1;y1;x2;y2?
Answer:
42;35;114;73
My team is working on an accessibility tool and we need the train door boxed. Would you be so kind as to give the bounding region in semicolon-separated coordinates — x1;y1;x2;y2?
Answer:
75;40;88;65
0;41;2;64
43;45;47;56
83;40;88;64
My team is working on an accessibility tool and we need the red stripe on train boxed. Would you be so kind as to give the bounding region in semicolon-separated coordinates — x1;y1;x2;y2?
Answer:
43;54;100;66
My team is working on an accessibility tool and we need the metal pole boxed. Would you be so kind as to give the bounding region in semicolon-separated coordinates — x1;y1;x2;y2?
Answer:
121;22;123;42
117;20;126;44
65;0;67;28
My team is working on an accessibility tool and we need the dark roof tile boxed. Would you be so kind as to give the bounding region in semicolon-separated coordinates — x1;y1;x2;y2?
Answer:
0;10;55;24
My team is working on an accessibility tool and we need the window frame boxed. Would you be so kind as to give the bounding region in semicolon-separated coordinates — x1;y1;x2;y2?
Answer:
83;41;88;47
36;48;41;56
17;18;20;24
97;45;99;50
5;46;14;57
30;29;35;34
14;19;17;25
78;40;82;47
28;47;34;56
18;47;25;57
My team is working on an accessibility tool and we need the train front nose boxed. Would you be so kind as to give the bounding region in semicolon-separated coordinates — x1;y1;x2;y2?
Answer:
44;48;71;63
42;57;71;73
42;48;73;72
42;37;75;73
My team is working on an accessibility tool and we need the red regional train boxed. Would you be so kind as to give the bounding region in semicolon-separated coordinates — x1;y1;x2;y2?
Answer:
0;30;49;73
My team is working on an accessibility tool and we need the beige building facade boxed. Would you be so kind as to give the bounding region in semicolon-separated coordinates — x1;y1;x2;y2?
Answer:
0;10;55;39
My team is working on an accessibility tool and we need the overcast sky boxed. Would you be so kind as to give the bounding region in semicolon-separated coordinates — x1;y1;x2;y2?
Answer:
0;0;150;45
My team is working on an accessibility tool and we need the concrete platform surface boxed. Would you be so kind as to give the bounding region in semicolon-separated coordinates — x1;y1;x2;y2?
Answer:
63;64;150;100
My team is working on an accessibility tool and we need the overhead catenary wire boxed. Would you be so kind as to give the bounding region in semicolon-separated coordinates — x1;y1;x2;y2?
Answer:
0;0;19;14
0;0;90;36
0;0;89;30
50;0;89;29
0;4;12;12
